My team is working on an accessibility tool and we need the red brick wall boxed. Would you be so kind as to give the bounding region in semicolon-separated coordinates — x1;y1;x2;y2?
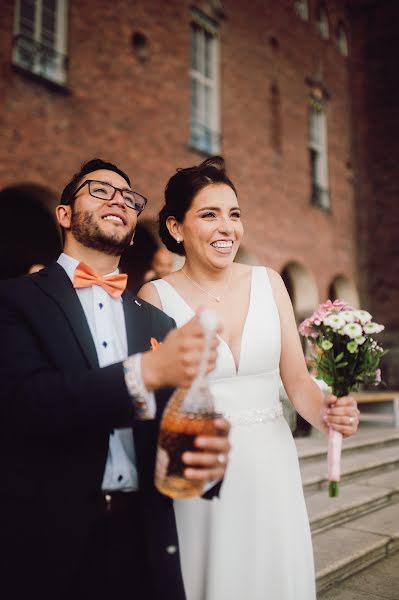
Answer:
0;0;357;303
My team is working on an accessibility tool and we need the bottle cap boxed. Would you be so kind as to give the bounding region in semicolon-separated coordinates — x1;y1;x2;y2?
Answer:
199;309;218;334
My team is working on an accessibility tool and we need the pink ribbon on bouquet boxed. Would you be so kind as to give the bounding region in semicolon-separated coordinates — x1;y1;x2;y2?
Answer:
327;427;343;496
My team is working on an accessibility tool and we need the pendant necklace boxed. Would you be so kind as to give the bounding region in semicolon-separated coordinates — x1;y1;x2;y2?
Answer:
180;268;233;302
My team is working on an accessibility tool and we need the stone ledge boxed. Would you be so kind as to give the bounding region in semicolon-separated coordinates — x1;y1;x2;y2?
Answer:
315;502;399;592
308;483;395;533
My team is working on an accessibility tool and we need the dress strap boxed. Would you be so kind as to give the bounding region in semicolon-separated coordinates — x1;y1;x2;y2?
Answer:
250;266;272;304
150;279;193;328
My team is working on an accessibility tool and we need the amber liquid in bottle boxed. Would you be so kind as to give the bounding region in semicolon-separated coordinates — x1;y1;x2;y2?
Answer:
155;311;220;499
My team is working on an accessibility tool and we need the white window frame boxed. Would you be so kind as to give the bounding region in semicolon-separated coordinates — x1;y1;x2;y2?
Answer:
294;0;309;21
316;4;329;39
336;23;349;57
308;100;329;209
189;10;220;154
12;0;68;85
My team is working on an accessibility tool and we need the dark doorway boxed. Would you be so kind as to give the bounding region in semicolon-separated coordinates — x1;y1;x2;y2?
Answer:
0;186;61;279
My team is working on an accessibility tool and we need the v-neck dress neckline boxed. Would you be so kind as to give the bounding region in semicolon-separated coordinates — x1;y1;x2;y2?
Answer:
157;267;255;375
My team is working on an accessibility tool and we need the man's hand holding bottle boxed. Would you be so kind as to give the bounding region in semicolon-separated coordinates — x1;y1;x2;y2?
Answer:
141;312;230;493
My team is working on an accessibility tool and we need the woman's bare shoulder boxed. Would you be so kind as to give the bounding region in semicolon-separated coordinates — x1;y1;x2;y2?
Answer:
137;281;162;309
233;262;254;279
264;266;281;281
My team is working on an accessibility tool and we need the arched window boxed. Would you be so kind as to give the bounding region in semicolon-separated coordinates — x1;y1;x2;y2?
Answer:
336;22;349;57
315;4;329;39
293;0;308;21
270;83;282;154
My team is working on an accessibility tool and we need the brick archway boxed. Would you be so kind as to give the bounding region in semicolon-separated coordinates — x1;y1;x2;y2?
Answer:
280;261;319;322
328;274;360;308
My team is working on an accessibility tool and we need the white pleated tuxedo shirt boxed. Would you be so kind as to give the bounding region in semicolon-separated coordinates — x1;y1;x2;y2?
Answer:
57;253;155;492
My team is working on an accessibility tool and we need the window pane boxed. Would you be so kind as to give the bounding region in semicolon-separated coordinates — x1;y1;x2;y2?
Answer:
41;0;57;48
20;0;35;37
189;13;219;153
294;0;308;21
317;6;329;39
204;83;211;125
204;31;212;78
336;24;348;56
309;110;318;146
14;0;67;85
191;24;200;71
190;77;199;119
197;27;205;76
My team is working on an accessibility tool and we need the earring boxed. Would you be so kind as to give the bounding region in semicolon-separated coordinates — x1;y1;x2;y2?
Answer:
176;237;182;244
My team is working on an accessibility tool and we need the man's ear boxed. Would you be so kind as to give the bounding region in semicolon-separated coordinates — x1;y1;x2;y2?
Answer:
56;204;72;230
166;216;182;243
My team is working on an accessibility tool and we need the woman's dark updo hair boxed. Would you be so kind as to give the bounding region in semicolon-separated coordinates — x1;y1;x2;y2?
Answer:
159;156;237;256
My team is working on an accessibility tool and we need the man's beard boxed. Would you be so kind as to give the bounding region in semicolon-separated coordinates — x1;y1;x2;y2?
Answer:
70;208;134;256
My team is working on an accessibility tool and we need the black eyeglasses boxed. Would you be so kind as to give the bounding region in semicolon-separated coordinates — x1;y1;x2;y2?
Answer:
73;180;147;213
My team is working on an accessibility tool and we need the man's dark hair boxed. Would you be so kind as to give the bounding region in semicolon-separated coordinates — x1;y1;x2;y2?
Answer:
60;158;131;207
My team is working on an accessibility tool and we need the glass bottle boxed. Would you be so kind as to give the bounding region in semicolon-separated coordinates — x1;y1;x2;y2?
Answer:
155;310;220;498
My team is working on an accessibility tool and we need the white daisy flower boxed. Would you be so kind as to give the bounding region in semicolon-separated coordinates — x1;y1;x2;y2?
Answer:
323;314;346;330
353;310;372;324
340;310;356;323
363;322;384;334
343;322;363;339
355;336;366;345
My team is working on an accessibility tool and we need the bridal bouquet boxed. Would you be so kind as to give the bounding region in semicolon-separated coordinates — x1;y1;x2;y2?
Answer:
299;300;386;497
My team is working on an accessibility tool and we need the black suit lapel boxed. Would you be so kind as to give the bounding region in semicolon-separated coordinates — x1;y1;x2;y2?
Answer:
34;263;99;368
122;291;152;355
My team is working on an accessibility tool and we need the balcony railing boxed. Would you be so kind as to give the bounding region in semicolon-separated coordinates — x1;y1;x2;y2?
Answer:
13;34;67;86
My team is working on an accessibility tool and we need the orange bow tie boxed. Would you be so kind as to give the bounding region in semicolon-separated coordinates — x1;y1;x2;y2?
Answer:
73;262;128;299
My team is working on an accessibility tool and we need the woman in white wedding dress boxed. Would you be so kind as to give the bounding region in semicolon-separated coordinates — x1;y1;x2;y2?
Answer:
138;157;359;600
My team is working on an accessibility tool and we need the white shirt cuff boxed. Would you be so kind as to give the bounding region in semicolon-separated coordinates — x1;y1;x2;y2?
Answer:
123;353;156;420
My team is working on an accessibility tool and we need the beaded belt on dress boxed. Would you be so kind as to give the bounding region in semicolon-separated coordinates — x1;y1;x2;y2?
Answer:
225;401;283;426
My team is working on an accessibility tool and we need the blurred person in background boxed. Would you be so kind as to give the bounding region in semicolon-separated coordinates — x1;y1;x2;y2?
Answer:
144;246;175;282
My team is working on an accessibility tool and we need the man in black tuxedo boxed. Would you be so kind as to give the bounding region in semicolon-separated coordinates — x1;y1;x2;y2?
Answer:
0;159;229;600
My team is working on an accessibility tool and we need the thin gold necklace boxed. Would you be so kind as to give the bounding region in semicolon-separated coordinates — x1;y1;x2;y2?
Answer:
180;268;233;302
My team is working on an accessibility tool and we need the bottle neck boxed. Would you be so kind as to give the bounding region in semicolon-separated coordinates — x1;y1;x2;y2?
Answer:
182;329;215;414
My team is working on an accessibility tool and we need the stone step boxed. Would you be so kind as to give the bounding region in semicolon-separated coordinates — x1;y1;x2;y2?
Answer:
306;468;399;534
300;443;399;493
318;546;399;599
296;427;399;465
314;501;399;593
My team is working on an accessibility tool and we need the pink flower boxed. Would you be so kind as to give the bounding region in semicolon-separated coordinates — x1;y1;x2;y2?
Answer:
298;318;313;337
374;368;382;385
299;299;353;339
